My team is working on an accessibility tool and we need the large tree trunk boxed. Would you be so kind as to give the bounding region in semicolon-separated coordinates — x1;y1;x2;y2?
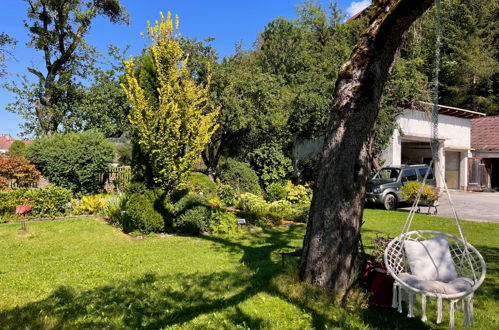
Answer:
299;0;434;291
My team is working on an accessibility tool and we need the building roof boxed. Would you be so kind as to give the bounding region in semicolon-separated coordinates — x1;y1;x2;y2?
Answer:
417;102;486;119
0;134;29;150
471;116;499;150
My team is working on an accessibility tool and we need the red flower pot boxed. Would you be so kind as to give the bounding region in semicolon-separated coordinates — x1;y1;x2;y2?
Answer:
361;260;394;307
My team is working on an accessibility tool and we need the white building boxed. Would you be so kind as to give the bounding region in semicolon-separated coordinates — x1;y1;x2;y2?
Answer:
382;103;485;190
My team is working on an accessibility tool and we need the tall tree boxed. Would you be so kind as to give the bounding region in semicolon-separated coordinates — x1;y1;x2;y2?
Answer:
299;0;434;291
122;12;219;192
5;0;128;136
0;32;16;77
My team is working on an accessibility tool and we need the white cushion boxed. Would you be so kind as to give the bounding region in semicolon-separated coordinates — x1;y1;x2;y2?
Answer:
404;236;458;282
399;273;473;294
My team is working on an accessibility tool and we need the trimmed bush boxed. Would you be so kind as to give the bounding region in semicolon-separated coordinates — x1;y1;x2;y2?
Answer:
122;190;173;234
0;185;72;219
175;206;210;234
25;130;114;195
174;193;210;216
187;172;217;197
218;159;261;195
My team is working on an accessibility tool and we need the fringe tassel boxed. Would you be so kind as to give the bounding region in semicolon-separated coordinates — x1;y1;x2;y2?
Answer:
464;295;474;327
392;283;398;309
408;293;415;318
421;294;427;322
398;286;403;313
437;295;443;324
449;300;456;330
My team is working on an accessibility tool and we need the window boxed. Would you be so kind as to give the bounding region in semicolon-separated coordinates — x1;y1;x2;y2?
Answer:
374;168;400;182
401;169;418;181
418;167;434;180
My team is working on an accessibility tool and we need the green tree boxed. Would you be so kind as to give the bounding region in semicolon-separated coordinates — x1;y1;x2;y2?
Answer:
25;130;114;194
122;12;219;192
7;140;27;157
0;32;16;77
5;0;129;136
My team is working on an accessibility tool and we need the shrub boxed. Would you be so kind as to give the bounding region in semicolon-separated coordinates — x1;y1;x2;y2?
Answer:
174;193;210;216
247;143;293;187
174;206;210;234
285;181;312;204
0;185;72;219
25;130;114;195
210;211;239;234
265;181;287;202
101;193;128;226
218;159;261;195
236;193;269;214
122;190;173;234
216;180;236;206
0;156;40;189
400;182;438;204
71;194;109;215
7;140;27;157
187;172;217;197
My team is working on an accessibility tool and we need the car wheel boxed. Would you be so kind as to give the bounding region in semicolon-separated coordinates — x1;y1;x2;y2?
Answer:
383;194;398;211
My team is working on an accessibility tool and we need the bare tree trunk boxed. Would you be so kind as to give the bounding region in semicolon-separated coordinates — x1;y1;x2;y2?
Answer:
299;0;434;291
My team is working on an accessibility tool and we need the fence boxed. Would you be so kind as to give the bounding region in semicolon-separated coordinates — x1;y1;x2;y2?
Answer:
100;166;132;192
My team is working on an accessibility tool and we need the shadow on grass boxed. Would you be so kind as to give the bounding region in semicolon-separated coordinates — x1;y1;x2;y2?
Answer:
3;226;488;329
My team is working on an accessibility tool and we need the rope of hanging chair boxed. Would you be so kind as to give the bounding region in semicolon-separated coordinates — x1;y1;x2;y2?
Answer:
398;0;478;282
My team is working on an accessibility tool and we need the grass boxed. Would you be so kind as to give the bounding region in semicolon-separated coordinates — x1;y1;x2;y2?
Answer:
0;210;497;329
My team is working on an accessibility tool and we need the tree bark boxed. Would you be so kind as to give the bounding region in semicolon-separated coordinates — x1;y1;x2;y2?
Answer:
299;0;434;291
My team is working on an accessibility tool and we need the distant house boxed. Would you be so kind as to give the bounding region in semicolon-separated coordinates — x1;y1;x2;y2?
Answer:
293;102;487;191
469;116;499;190
0;134;30;154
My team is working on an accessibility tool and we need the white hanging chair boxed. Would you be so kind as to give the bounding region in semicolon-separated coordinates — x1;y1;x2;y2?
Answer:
383;2;486;328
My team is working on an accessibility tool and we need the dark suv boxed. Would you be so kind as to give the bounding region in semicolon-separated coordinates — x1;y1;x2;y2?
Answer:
365;165;435;210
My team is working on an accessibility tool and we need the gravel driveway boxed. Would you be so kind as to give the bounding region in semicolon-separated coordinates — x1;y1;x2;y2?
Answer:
400;191;499;223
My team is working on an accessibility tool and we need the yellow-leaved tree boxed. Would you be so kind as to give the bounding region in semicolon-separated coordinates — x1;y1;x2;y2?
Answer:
122;12;219;192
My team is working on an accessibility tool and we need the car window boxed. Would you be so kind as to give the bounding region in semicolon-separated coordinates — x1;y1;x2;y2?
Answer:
373;168;400;182
418;167;434;180
401;169;418;181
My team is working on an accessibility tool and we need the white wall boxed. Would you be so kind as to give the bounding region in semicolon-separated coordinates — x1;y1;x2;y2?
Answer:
397;109;471;149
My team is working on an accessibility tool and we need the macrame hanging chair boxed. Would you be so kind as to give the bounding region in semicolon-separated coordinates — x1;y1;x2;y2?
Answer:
384;1;486;329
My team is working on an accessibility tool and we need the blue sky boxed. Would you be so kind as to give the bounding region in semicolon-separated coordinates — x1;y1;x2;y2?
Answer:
0;0;371;138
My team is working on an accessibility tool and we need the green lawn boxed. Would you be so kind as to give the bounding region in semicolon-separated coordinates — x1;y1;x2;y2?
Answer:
0;210;497;329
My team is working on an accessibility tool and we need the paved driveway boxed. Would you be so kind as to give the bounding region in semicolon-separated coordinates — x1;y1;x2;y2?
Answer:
400;191;499;223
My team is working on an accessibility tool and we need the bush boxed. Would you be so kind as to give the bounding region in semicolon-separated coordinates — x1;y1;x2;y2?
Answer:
175;206;211;234
0;156;40;189
236;193;269;214
216;180;236;206
101;193;128;226
0;185;72;219
247;143;293;187
174;193;210;216
71;194;109;215
187;172;217;197
122;190;173;234
265;181;287;202
25;130;114;195
400;182;438;204
218;159;261;195
7;140;26;157
210;211;239;234
285;181;312;204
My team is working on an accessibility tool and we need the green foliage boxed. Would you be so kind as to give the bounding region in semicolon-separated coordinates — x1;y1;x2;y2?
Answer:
174;193;210;217
122;190;173;234
100;193;128;226
187;172;217;197
6;140;26;157
265;182;288;202
25;130;114;194
0;185;72;219
210;211;239;234
0;32;16;77
175;206;211;234
400;182;438;204
236;193;269;214
216;181;236;206
71;194;109;215
285;181;312;204
248;143;293;187
122;12;219;192
218;159;261;195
